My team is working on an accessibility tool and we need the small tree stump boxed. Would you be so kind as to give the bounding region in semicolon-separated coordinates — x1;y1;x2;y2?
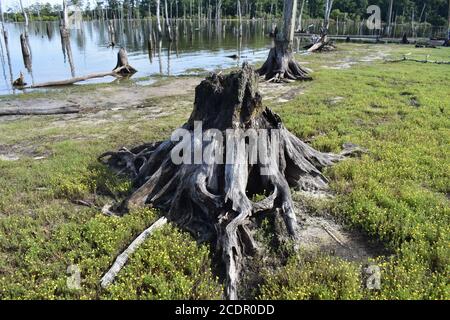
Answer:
113;47;137;76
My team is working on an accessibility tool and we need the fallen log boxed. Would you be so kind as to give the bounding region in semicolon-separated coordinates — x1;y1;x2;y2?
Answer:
100;217;168;288
30;67;127;88
14;47;137;89
0;104;79;116
385;56;450;65
307;33;336;53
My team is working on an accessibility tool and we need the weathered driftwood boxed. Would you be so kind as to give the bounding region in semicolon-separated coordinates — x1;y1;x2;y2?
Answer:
0;104;79;116
99;64;362;299
14;48;137;89
385;56;450;65
100;217;168;288
306;32;336;53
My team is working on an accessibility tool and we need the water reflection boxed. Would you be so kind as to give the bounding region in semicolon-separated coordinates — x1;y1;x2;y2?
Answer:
0;19;273;95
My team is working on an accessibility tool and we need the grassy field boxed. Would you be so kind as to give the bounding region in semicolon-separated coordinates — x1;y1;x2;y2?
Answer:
0;43;448;299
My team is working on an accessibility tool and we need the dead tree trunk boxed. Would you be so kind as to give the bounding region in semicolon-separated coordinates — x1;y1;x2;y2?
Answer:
401;32;409;44
164;0;173;41
306;0;336;53
296;0;305;32
156;0;163;37
445;0;450;46
60;0;69;39
108;19;116;47
324;0;334;31
20;34;32;72
19;0;32;71
0;7;13;86
258;0;311;82
99;64;362;299
386;0;394;37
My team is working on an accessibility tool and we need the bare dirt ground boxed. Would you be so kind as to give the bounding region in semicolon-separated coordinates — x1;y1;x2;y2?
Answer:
293;191;384;263
0;77;199;115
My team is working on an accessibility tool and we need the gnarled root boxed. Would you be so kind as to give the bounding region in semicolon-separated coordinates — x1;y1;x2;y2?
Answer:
99;64;363;299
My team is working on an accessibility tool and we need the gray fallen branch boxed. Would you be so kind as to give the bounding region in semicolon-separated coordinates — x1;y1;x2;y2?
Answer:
0;104;79;116
14;47;137;89
29;66;129;88
385;56;450;65
100;216;168;288
321;224;348;249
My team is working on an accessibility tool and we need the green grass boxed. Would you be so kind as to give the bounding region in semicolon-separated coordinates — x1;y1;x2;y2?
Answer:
0;43;449;299
260;44;450;300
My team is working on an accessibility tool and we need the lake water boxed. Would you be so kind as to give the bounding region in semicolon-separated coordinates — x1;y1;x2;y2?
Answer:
0;19;282;96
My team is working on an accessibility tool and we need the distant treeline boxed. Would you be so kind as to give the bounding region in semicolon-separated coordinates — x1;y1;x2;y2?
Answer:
3;0;450;27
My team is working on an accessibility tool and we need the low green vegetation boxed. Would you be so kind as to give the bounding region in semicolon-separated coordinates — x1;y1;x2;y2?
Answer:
259;253;364;300
0;43;448;299
260;44;450;300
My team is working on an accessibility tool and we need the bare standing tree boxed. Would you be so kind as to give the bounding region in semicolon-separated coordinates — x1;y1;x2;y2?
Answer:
386;0;394;37
0;2;14;87
164;0;173;40
19;0;32;68
19;0;29;35
307;0;336;52
446;0;450;45
296;0;305;32
324;0;334;31
258;0;311;82
156;0;163;36
216;0;222;20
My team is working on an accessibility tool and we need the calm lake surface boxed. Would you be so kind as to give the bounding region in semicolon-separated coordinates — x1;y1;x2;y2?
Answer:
0;19;281;96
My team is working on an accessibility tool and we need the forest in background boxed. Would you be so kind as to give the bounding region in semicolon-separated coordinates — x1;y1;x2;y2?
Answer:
2;0;450;28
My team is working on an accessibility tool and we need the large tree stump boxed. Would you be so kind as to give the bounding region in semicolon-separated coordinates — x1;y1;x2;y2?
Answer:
99;64;361;299
258;38;312;82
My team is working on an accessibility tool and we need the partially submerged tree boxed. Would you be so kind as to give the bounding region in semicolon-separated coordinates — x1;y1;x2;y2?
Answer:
19;0;33;72
164;0;173;41
99;64;362;299
0;4;13;86
257;0;311;82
